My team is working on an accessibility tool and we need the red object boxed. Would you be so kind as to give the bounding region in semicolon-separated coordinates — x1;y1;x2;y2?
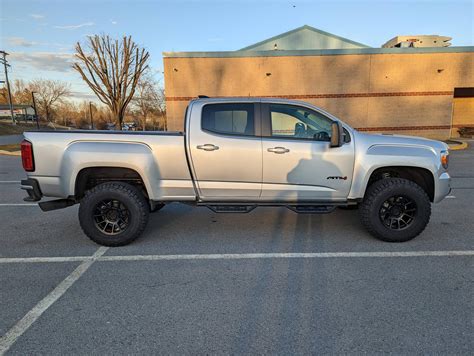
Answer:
21;140;35;172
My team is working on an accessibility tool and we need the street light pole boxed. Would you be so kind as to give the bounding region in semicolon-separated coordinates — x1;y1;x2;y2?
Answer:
0;51;15;125
89;101;94;129
31;91;39;129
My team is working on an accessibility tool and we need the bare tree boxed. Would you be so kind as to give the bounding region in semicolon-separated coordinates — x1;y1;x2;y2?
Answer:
133;70;161;130
28;79;71;121
12;79;32;104
73;34;150;130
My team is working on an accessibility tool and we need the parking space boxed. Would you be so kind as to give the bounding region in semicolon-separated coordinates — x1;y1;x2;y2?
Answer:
0;144;473;354
0;263;80;336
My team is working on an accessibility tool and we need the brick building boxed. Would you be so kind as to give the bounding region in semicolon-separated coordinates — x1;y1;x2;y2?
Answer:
163;25;474;139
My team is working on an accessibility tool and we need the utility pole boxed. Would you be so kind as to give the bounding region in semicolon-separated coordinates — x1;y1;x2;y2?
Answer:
89;101;94;129
31;91;39;129
0;51;15;125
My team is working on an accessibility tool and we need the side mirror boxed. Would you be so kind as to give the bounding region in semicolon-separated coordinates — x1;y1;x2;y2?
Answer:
330;121;344;148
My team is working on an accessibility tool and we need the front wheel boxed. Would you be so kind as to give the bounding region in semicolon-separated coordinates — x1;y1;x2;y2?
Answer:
359;178;431;242
79;182;149;246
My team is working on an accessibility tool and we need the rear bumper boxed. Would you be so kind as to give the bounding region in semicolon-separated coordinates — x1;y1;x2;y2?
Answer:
434;172;451;203
21;178;43;202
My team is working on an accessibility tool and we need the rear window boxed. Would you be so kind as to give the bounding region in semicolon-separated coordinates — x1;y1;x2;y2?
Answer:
202;103;255;136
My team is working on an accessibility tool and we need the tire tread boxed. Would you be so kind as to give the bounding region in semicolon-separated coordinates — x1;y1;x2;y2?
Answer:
79;182;149;246
360;178;431;242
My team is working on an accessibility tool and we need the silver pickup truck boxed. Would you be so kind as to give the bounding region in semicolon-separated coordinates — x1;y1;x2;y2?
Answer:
20;97;451;246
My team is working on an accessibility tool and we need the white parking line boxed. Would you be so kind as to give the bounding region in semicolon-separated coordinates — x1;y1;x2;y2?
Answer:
446;195;456;199
0;256;90;264
0;204;37;207
97;250;474;261
0;250;473;265
0;247;109;355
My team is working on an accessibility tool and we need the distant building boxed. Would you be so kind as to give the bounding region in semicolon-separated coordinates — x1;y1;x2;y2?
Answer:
0;104;35;120
164;25;474;139
383;35;452;48
240;25;369;51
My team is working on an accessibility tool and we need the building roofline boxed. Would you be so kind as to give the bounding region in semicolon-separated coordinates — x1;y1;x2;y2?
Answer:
163;46;474;58
239;25;371;50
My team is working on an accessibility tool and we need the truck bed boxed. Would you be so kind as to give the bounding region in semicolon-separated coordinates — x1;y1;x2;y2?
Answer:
23;130;196;200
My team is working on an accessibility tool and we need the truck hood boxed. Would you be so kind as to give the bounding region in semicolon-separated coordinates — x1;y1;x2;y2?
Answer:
355;132;448;152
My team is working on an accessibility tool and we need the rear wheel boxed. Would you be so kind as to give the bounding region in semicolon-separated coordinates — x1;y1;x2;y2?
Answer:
359;178;431;242
79;182;149;246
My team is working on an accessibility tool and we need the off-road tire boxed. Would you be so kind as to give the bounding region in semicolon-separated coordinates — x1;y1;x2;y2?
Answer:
79;182;149;246
359;178;431;242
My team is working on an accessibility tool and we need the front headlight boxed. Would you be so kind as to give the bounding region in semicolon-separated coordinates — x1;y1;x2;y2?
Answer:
441;150;449;169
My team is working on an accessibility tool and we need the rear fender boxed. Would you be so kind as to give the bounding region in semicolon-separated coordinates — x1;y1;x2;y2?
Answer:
61;141;158;198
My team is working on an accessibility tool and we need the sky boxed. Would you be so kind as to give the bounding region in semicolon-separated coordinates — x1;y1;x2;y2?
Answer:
0;0;473;102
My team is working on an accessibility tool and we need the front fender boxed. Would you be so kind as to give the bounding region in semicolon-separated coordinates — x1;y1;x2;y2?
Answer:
348;144;439;200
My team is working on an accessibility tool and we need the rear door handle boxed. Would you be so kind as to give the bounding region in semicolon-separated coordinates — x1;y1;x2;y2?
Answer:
197;144;219;151
267;146;290;154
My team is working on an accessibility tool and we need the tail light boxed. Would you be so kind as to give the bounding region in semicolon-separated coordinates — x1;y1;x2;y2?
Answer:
21;140;35;172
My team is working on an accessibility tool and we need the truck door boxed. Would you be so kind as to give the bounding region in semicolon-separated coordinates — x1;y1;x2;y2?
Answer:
188;101;262;200
260;103;354;201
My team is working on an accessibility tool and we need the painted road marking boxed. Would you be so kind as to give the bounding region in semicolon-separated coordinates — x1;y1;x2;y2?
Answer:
446;195;456;199
0;247;109;355
97;250;474;261
0;250;473;264
0;204;37;206
0;256;90;264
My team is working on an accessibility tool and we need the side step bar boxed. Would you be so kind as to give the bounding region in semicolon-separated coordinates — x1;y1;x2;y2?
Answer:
287;205;336;214
204;204;337;214
207;205;257;213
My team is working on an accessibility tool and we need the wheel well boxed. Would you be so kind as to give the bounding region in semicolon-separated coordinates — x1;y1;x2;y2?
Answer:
75;167;148;200
367;166;435;202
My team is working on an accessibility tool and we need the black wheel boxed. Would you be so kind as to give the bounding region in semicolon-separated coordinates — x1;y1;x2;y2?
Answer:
79;182;149;246
359;178;431;242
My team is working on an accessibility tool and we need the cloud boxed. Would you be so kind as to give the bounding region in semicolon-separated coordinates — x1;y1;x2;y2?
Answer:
9;52;75;72
7;37;37;47
111;20;118;25
71;91;99;101
54;22;94;30
30;14;45;19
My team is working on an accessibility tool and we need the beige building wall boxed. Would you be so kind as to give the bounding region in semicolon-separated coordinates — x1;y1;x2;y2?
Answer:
164;51;474;139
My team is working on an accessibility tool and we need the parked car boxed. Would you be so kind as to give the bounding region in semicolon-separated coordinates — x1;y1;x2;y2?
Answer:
21;97;451;246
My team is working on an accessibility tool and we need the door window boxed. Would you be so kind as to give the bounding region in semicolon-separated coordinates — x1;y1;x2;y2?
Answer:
202;103;255;136
270;104;333;141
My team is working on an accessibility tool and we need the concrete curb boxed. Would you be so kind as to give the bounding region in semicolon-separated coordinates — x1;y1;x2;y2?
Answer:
0;150;21;156
447;141;469;151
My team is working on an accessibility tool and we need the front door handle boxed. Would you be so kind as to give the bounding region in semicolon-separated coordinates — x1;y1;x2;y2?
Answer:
197;144;219;151
267;146;290;154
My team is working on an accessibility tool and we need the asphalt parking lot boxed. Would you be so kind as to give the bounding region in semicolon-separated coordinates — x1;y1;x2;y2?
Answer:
0;143;473;354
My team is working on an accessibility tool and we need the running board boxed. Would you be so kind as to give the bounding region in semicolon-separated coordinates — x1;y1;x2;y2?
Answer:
204;203;336;214
206;205;257;213
287;205;336;214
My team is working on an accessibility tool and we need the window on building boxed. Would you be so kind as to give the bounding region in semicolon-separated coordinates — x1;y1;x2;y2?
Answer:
202;103;255;136
269;104;333;141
